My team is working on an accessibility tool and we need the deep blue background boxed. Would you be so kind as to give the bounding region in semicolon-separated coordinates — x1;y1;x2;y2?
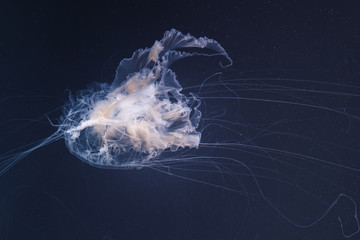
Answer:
0;1;360;240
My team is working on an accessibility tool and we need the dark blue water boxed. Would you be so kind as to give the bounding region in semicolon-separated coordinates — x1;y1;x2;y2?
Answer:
1;1;359;240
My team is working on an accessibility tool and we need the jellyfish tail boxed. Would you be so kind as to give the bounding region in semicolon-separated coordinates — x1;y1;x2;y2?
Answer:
0;131;62;177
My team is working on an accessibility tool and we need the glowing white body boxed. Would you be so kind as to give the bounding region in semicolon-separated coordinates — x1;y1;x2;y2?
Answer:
66;72;200;160
61;29;231;168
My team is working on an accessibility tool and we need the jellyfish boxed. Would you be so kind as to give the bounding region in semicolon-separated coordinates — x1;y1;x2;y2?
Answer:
1;29;359;239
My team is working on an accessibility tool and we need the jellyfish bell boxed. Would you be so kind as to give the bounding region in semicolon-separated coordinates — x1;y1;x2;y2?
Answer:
60;29;232;169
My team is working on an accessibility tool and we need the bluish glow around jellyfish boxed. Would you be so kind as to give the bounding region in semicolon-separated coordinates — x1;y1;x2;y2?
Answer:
1;29;360;239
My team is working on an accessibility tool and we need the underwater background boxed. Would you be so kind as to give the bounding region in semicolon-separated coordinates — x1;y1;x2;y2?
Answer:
0;1;360;240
